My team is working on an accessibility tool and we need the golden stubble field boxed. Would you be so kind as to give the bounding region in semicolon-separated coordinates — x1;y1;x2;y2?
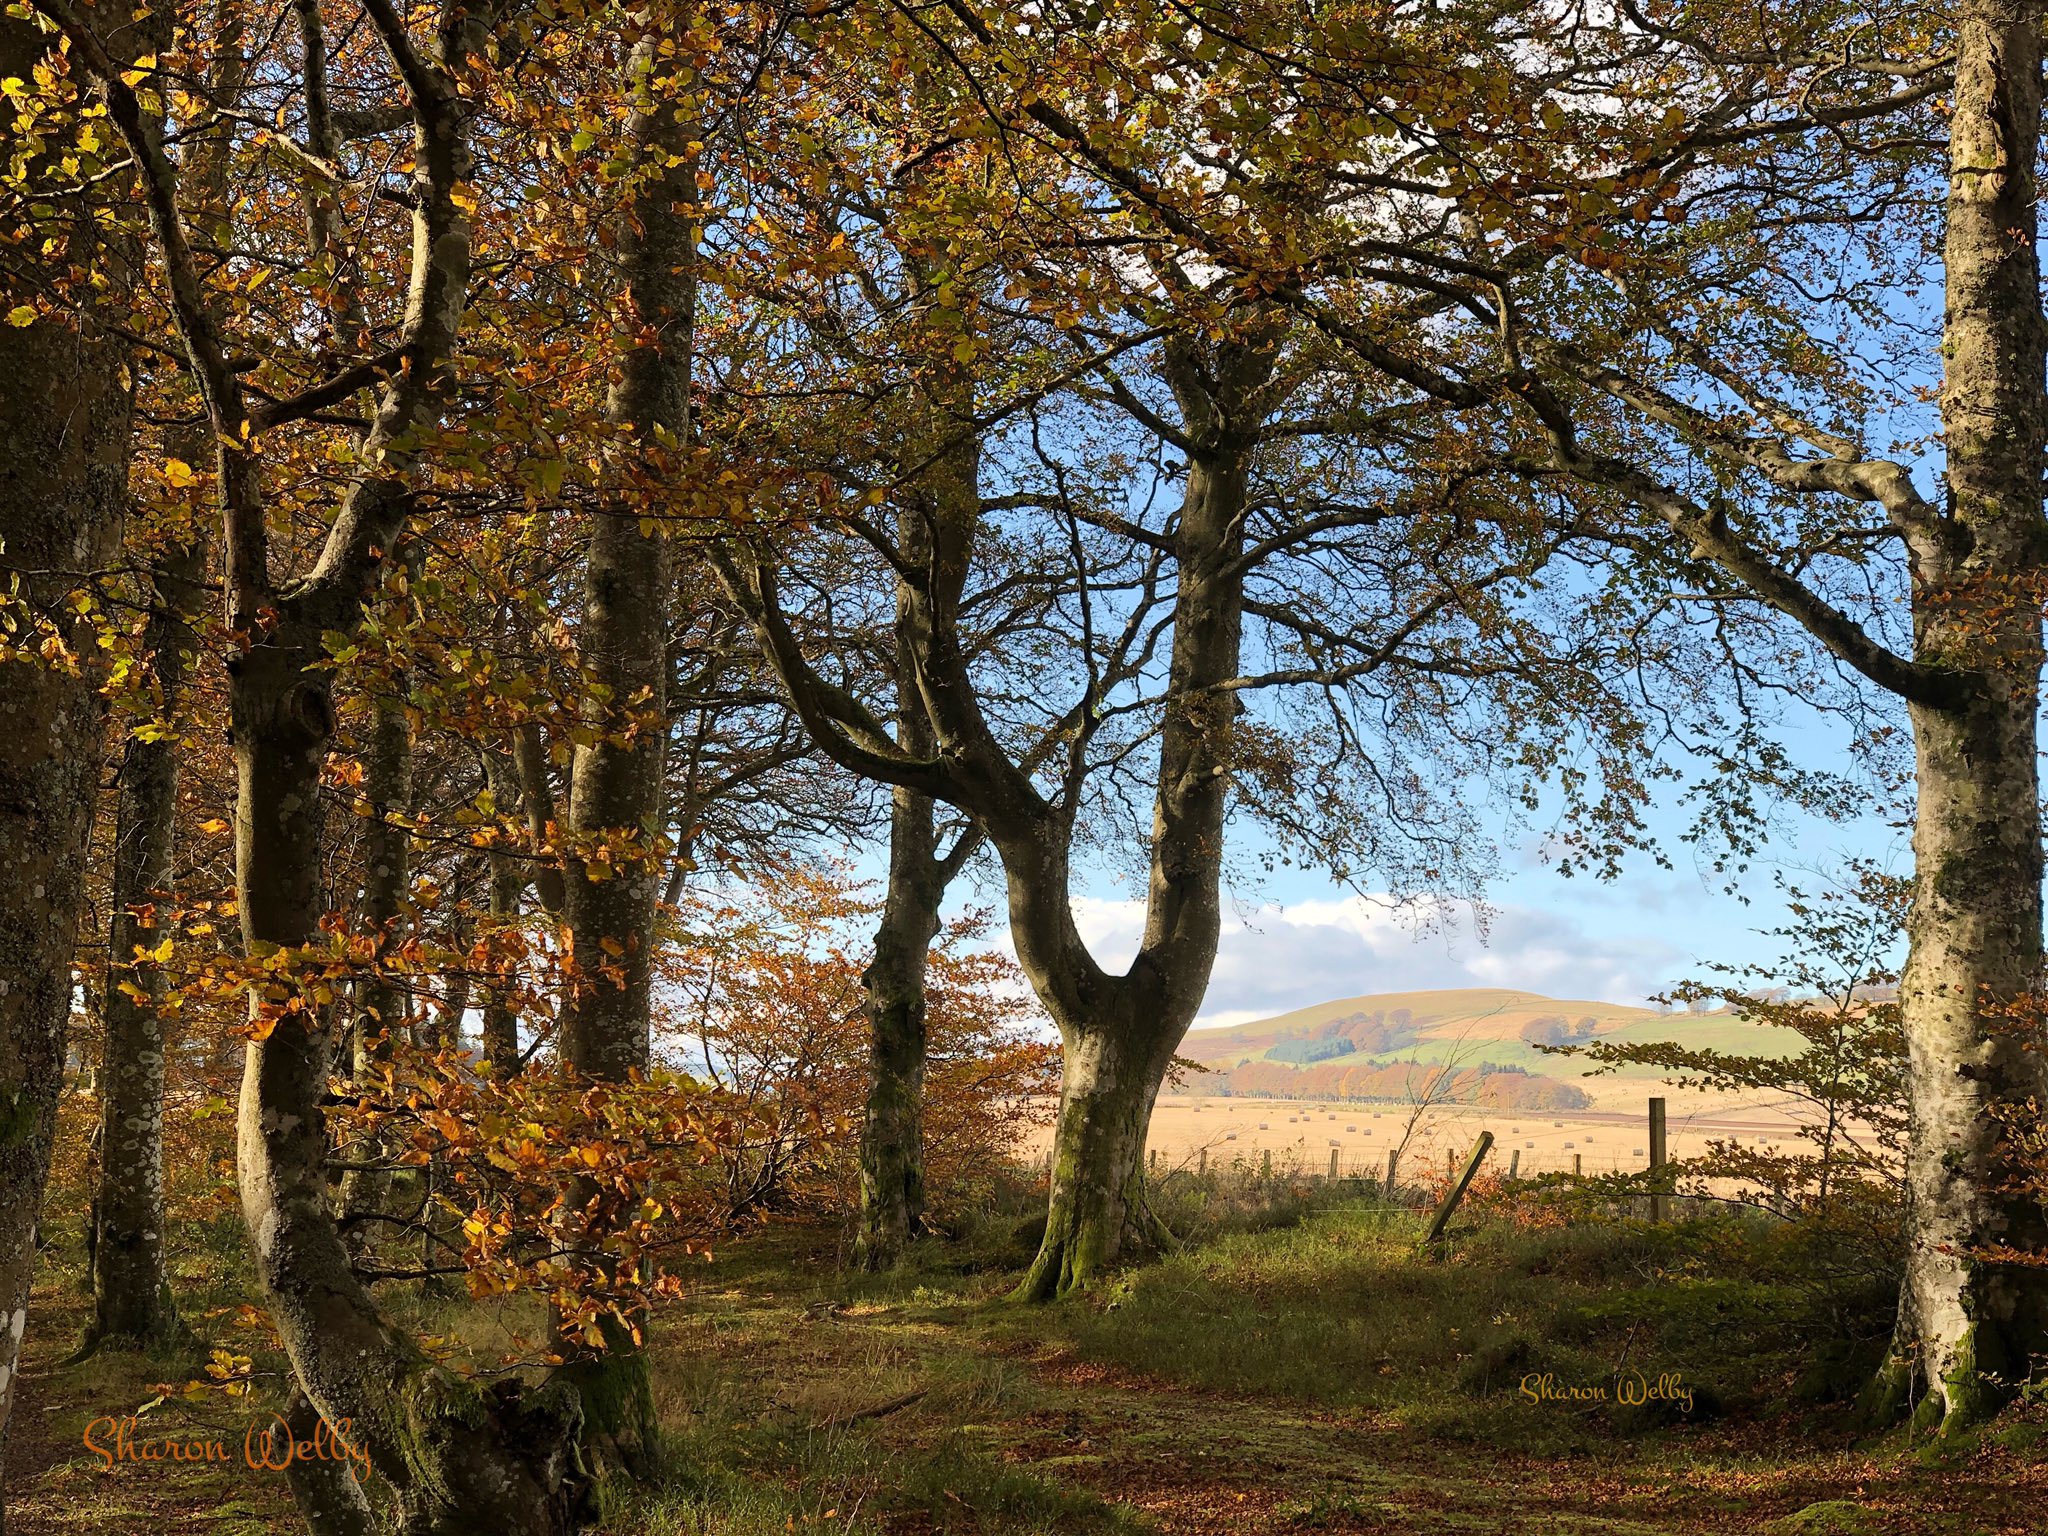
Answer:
1018;1079;1817;1180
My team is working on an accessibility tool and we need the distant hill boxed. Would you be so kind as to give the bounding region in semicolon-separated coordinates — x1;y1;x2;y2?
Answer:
1175;987;1808;1110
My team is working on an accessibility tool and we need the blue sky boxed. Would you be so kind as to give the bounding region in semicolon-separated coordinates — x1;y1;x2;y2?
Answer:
962;701;1914;1030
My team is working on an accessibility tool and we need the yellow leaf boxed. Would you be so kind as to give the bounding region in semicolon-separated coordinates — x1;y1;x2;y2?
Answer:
5;306;34;328
163;458;196;486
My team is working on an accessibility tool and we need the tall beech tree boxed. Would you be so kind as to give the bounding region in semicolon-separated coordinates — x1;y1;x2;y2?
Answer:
918;0;2048;1422
1331;2;2042;1429
84;0;244;1338
0;0;176;1507
30;0;603;1523
547;5;701;1470
703;66;1018;1269
710;18;1689;1295
717;297;1645;1296
0;3;142;1507
88;518;211;1352
1528;3;2048;1429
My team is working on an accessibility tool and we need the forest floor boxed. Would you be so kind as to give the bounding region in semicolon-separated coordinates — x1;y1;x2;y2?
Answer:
10;1194;2048;1535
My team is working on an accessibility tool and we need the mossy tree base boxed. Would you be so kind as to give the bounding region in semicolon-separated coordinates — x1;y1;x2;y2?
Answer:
1012;1029;1171;1302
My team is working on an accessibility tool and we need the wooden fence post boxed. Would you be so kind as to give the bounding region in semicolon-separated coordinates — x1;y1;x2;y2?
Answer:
1197;1147;1207;1176
1648;1096;1668;1222
1384;1147;1399;1191
1421;1132;1495;1252
1507;1149;1520;1181
1329;1147;1340;1179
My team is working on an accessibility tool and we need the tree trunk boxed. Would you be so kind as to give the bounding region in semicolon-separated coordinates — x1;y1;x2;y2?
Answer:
276;1384;377;1536
1869;689;2048;1429
552;17;695;1472
417;920;468;1297
89;532;206;1349
0;14;136;1511
91;34;245;1340
53;0;598;1517
1865;0;2048;1433
480;853;525;1070
1009;345;1265;1298
849;143;978;1272
234;636;585;1534
477;744;530;1071
512;721;566;918
354;692;415;1053
854;786;943;1270
1015;1014;1179;1300
337;688;413;1247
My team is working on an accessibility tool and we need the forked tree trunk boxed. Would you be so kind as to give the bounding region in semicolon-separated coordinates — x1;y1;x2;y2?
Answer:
1009;346;1264;1298
855;786;944;1269
47;0;594;1518
89;533;206;1349
1016;1014;1180;1300
1862;0;2048;1432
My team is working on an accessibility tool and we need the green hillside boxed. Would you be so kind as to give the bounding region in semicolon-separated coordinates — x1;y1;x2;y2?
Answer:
1178;987;1811;1090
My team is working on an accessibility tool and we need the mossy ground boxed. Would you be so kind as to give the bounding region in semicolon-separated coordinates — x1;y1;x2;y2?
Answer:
10;1191;2045;1534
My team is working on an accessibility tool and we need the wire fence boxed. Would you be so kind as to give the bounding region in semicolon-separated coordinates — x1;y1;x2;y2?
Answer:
1015;1094;1752;1221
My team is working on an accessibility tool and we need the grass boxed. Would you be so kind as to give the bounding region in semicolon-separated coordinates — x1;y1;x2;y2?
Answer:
12;1172;2047;1535
995;1205;1892;1448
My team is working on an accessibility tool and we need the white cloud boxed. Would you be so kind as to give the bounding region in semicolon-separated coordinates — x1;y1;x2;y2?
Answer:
1058;892;1686;1027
